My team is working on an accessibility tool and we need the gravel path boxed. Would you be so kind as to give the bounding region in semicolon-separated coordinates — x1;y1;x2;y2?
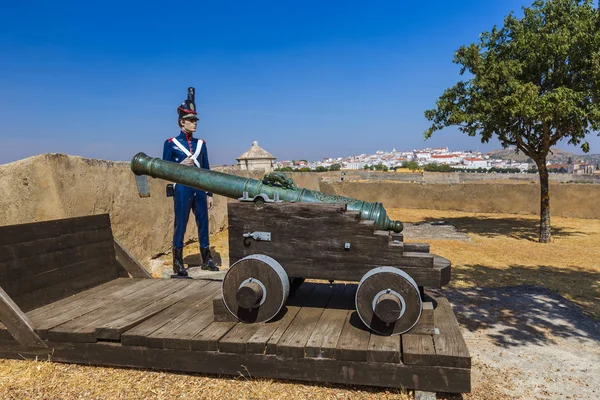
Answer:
402;221;472;241
442;286;600;400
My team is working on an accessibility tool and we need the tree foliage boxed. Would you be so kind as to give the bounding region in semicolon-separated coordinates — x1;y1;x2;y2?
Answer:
422;163;455;172
403;161;421;171
424;0;600;242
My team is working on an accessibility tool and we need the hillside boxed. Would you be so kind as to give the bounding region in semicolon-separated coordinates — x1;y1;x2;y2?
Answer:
486;146;600;165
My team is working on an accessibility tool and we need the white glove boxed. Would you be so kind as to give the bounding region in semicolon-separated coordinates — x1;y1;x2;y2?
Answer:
180;157;195;166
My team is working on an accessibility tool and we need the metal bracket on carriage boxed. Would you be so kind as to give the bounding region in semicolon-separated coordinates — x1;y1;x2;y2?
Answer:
242;231;272;247
243;231;272;241
238;191;283;203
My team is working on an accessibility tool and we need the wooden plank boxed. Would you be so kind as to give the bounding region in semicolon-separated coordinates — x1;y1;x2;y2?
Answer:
26;278;136;321
0;238;116;280
407;302;436;335
246;283;318;355
120;282;218;347
275;283;337;358
0;340;472;393
404;243;430;253
218;323;261;354
74;279;192;342
0;228;114;264
0;286;46;348
0;278;133;339
30;278;141;338
46;279;165;342
432;297;470;368
0;214;111;247
435;256;452;287
189;321;237;351
156;283;224;350
159;311;215;350
96;280;209;340
367;334;401;363
335;310;371;361
13;265;119;312
113;238;152;278
1;252;117;299
402;334;437;366
212;297;237;322
304;284;354;359
121;281;220;347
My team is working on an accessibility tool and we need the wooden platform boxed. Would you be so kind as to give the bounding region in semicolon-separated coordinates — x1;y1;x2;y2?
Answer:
0;277;470;393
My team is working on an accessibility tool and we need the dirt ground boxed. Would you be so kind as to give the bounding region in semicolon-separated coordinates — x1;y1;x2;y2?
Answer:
1;208;599;399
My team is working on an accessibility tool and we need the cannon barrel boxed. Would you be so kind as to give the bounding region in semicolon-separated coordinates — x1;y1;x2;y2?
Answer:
131;152;403;233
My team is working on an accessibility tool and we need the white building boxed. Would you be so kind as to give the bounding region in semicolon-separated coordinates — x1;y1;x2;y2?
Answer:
343;161;365;170
569;162;596;175
415;152;432;162
463;157;488;169
430;154;463;165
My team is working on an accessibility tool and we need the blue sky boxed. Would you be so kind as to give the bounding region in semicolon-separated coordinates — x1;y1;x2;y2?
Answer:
1;0;598;165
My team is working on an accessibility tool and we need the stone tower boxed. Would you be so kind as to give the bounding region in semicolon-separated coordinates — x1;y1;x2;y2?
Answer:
236;141;277;172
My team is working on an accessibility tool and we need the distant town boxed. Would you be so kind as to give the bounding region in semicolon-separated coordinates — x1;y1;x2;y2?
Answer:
273;146;599;175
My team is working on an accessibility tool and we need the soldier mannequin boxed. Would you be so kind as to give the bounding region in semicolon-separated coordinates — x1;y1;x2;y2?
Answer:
163;87;219;277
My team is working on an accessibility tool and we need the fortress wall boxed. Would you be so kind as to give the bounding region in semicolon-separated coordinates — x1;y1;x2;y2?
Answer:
317;170;600;184
319;181;600;219
1;154;596;271
0;154;322;268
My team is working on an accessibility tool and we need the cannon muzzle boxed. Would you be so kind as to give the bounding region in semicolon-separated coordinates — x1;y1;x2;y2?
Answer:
131;152;403;233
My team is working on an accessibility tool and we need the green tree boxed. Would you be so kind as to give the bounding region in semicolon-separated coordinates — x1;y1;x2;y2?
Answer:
314;166;327;172
329;163;341;171
424;0;600;243
404;161;421;171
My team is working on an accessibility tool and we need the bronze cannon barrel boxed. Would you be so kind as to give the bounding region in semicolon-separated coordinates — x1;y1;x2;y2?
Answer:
130;152;403;233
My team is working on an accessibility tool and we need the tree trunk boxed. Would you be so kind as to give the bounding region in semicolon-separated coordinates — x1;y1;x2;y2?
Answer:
538;164;551;243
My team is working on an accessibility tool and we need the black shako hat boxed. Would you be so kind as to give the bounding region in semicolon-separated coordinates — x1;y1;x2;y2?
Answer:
177;87;198;121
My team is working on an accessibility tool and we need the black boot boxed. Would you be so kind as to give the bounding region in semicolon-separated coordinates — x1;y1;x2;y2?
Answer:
171;248;190;278
200;247;219;271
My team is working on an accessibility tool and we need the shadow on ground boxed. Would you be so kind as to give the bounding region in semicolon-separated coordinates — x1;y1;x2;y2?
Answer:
182;246;223;266
419;216;584;241
437;279;600;348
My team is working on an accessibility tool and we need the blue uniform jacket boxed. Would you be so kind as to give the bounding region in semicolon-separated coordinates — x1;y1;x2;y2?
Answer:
162;131;213;197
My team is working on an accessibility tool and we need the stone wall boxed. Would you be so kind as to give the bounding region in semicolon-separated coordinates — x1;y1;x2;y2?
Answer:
319;181;600;219
318;170;600;184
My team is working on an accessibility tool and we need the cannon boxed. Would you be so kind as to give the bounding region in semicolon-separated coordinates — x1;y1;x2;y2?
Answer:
131;152;451;336
131;152;403;233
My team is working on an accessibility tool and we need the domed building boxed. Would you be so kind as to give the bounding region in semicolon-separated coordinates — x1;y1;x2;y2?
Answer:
236;141;277;172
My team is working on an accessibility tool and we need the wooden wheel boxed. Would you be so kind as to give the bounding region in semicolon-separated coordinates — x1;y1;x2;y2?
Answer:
355;267;422;335
222;254;290;323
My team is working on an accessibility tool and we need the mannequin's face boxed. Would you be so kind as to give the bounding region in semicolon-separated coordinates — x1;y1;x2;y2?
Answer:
181;118;198;133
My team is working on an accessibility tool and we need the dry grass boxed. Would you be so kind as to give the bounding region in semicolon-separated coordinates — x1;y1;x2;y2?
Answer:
0;357;414;400
1;208;598;399
388;208;600;320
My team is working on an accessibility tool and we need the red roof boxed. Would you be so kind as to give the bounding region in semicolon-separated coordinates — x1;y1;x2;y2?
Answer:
465;157;484;161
